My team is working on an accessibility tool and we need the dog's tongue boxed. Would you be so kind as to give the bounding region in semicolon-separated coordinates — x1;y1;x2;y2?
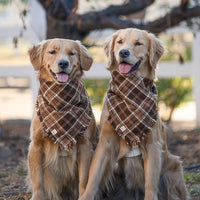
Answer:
56;73;69;82
118;63;132;74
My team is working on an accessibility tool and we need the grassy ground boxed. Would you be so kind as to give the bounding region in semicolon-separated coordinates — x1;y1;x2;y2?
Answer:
0;121;199;200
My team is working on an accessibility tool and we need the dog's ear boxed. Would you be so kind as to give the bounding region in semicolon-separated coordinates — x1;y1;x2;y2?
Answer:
103;33;117;70
76;41;93;71
148;33;165;68
28;40;49;71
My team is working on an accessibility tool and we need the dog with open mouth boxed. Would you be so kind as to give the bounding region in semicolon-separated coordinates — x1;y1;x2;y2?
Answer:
27;39;98;200
79;28;188;200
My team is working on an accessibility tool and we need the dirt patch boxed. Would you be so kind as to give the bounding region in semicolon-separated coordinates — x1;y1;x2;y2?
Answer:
167;128;200;166
0;120;199;199
0;120;31;200
167;126;200;199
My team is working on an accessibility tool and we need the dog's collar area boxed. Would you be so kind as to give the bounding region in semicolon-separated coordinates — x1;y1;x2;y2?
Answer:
125;145;142;158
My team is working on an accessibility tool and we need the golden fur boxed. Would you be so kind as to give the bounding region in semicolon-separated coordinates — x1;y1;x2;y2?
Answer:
27;39;98;200
79;29;188;200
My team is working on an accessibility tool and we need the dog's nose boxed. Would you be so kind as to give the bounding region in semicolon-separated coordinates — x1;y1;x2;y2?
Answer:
119;49;130;58
58;60;69;70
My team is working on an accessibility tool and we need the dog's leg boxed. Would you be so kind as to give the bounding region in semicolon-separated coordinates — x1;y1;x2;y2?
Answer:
79;128;120;200
143;137;162;200
77;138;93;197
28;142;45;200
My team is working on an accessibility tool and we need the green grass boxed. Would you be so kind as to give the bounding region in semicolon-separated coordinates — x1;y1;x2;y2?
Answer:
188;185;200;196
16;166;27;177
0;172;8;179
184;171;200;197
184;172;200;184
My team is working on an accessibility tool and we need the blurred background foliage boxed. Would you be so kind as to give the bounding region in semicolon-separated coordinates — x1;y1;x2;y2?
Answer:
84;79;110;106
0;0;28;5
159;32;193;63
156;77;193;121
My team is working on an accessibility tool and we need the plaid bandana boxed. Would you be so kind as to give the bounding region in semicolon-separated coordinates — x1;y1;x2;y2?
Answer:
36;79;92;150
107;70;158;146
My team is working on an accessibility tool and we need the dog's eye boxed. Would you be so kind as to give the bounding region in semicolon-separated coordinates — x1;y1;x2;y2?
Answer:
49;50;56;54
117;40;123;44
135;41;142;46
69;52;75;56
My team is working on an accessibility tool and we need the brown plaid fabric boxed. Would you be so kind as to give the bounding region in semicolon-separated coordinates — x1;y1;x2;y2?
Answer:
107;70;158;146
36;79;92;150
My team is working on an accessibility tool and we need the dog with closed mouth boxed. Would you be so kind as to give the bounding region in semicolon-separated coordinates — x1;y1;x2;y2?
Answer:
79;28;188;200
27;39;98;200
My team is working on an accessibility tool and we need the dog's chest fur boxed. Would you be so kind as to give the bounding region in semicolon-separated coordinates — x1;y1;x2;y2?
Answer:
116;153;144;190
43;139;79;194
44;139;78;178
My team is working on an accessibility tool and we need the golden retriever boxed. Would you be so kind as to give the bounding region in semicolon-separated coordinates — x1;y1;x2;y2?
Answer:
79;29;188;200
27;39;98;200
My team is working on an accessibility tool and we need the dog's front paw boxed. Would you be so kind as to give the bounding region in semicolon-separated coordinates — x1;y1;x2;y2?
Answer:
79;186;86;197
31;190;45;200
145;191;158;200
78;192;94;200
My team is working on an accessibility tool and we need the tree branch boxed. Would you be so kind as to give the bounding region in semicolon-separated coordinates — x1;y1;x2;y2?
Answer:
89;0;155;17
76;5;200;34
38;0;154;19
